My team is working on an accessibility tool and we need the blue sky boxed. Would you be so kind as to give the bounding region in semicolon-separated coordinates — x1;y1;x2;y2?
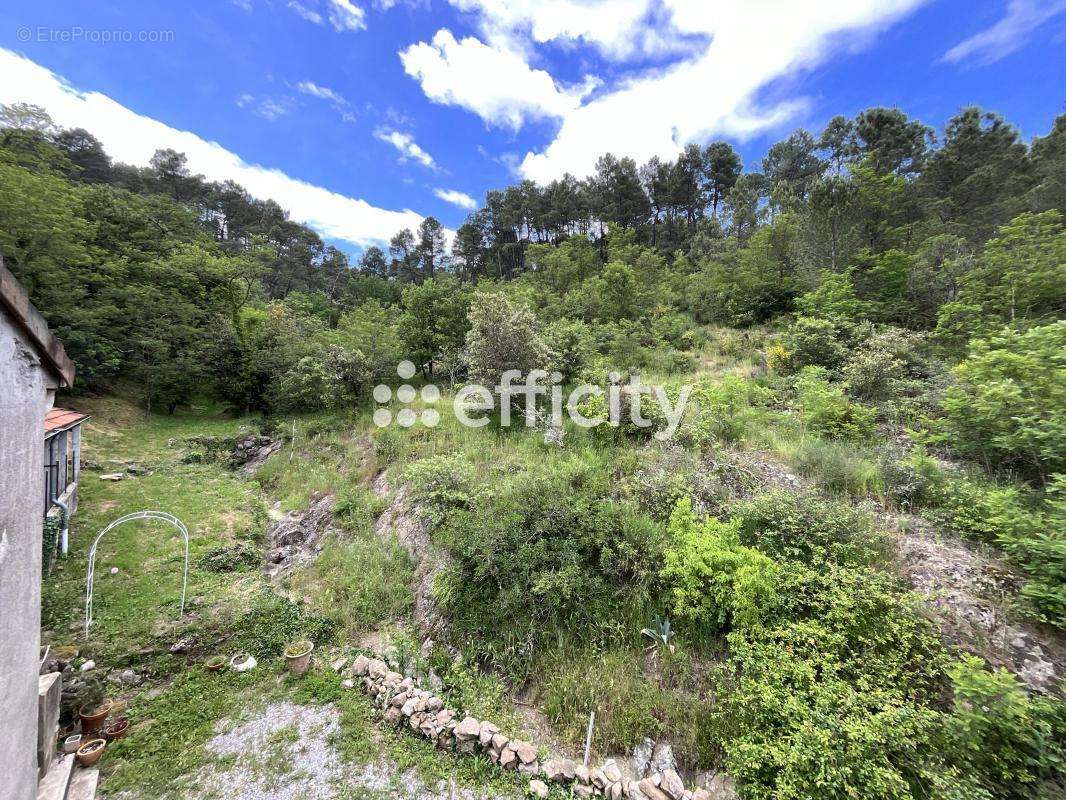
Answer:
0;0;1064;255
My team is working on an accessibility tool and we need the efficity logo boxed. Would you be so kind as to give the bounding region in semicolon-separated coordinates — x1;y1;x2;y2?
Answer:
373;361;442;428
373;362;692;440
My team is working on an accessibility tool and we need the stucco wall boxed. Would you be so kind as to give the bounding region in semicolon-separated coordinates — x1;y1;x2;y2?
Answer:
0;310;58;800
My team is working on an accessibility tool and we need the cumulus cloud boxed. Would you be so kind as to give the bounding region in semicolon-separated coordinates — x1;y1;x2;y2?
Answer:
374;128;437;168
941;0;1066;66
447;0;693;60
434;187;478;209
400;29;597;129
0;49;427;246
509;0;930;181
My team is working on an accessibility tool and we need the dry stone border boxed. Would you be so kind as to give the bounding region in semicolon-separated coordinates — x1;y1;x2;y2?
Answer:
351;654;725;800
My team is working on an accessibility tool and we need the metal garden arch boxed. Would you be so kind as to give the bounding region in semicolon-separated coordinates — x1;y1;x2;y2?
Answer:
85;511;189;637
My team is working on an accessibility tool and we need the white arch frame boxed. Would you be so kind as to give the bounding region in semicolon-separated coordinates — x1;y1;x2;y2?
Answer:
85;510;189;637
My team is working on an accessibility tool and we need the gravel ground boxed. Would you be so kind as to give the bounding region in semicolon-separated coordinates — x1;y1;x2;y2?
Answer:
188;701;518;800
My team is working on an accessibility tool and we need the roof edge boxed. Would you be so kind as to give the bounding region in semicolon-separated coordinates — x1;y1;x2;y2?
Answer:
0;253;75;388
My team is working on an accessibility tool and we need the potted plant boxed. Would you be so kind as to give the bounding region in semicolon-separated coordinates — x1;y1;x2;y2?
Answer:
76;739;106;767
103;718;130;741
79;699;113;735
204;655;227;673
61;734;83;754
284;640;314;675
230;652;257;672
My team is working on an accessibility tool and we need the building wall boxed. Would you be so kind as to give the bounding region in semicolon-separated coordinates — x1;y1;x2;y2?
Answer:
0;311;58;800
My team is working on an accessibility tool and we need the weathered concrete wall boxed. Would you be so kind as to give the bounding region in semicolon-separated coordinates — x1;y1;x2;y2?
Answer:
0;310;58;800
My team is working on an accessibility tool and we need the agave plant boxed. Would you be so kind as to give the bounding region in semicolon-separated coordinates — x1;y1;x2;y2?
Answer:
641;615;676;654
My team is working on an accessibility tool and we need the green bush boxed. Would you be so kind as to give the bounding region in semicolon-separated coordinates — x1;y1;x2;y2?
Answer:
403;453;480;523
777;316;847;372
662;498;777;634
234;590;335;659
794;367;877;440
941;321;1066;481
735;490;885;567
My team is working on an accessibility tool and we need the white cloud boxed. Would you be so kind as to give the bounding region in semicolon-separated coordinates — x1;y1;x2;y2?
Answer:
434;187;478;209
448;0;690;60
236;93;291;120
400;29;598;129
296;80;348;105
374;128;437;168
326;0;366;31
287;0;323;24
0;49;429;246
504;0;929;181
941;0;1066;66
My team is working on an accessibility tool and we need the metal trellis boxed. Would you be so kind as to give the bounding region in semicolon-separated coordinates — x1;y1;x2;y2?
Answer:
85;510;190;637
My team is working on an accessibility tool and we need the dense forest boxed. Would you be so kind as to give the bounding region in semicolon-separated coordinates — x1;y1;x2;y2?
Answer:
8;99;1066;799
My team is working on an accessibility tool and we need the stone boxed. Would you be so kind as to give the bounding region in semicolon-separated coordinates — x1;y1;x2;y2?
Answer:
499;746;518;769
99;473;124;481
632;737;655;777
639;777;672;800
454;716;482;741
367;659;388;678
79;660;95;672
573;785;594;798
341;679;354;689
692;791;712;800
383;707;402;726
602;760;623;784
352;654;370;676
490;732;509;752
701;774;737;799
514;740;538;765
528;779;550;799
575;765;591;785
331;657;347;673
544;758;577;782
479;721;500;747
67;767;99;800
608;782;625;800
650;742;676;776
660;769;685;800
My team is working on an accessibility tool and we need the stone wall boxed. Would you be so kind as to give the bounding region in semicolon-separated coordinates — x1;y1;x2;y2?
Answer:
350;655;728;800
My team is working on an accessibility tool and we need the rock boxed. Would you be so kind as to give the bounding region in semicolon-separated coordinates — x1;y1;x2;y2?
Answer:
99;473;124;481
650;742;676;776
168;636;194;653
80;660;95;672
454;716;482;741
608;782;625;800
479;721;500;747
528;779;550;799
639;777;672;800
331;657;347;673
341;679;354;689
118;668;142;686
500;746;518;769
700;773;737;799
692;792;712;800
109;567;119;575
352;655;370;676
573;785;594;798
513;740;538;765
632;737;655;777
602;760;623;784
575;765;591;785
544;758;577;782
660;769;684;800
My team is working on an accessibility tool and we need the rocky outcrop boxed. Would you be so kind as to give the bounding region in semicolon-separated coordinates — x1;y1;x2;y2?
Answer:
349;654;727;799
265;494;338;577
232;434;282;474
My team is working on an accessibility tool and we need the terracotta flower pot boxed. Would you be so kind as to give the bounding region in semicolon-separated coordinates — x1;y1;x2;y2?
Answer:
205;655;227;673
104;718;129;741
76;739;106;767
284;641;314;676
79;700;113;735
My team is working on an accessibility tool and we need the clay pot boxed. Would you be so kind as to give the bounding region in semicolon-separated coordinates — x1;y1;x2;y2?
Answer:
103;718;129;741
76;739;106;767
61;734;83;754
284;641;314;676
79;700;113;735
204;655;227;673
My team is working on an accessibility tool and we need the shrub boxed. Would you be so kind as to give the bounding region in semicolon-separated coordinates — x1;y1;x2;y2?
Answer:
777;316;847;372
684;375;774;446
403;453;479;523
944;655;1066;800
786;437;885;497
735;491;885;567
198;543;259;573
941;321;1066;481
432;460;663;675
662;499;777;634
464;291;554;388
234;590;334;659
794;367;877;440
